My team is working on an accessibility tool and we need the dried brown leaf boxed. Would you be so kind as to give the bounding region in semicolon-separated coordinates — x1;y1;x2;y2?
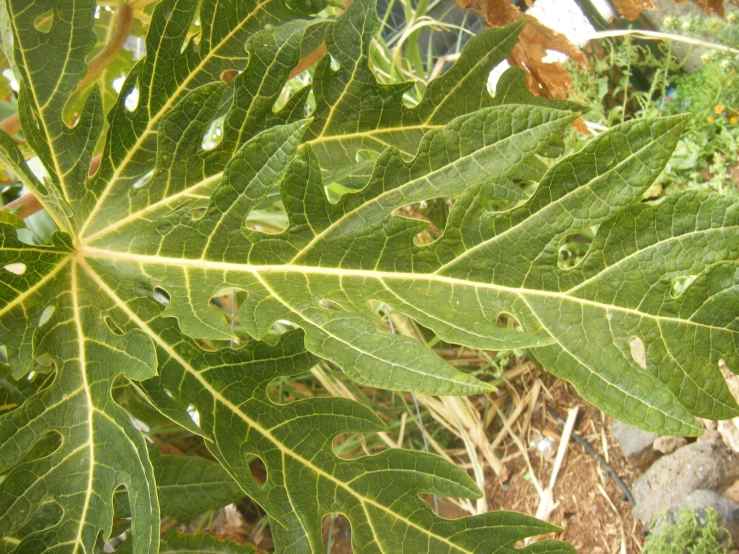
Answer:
611;0;655;20
455;0;588;99
690;0;725;16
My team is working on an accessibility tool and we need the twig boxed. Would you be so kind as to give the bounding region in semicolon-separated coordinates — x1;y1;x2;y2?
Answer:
546;406;635;506
588;29;739;55
534;406;578;523
412;394;439;515
287;0;354;79
3;194;41;219
78;3;135;93
0;114;20;137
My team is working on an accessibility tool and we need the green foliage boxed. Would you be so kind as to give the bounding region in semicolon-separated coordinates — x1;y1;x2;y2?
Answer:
643;507;732;554
567;10;739;195
0;0;738;552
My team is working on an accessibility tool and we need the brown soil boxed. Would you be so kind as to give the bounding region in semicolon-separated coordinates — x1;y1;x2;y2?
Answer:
486;379;644;553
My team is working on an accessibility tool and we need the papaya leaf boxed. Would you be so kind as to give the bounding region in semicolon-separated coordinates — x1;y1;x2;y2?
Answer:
1;0;737;551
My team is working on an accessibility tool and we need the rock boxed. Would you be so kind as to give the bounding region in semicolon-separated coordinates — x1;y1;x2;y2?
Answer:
653;436;687;455
719;420;739;453
611;420;658;457
698;429;722;445
633;442;739;527
610;420;660;470
727;480;739;504
650;490;739;546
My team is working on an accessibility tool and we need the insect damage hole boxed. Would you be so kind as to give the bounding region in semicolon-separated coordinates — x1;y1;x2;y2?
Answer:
629;336;647;370
38;305;56;327
124;86;139;112
322;513;351;552
394;198;449;246
319;298;344;311
201;115;225;151
104;316;123;336
186;405;200;428
153;287;170;305
3;263;26;275
670;275;697;298
557;225;598;270
34;9;54;32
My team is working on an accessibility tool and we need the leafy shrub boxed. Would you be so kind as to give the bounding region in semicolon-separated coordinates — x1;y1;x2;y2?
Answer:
1;0;738;552
643;507;732;554
567;9;739;195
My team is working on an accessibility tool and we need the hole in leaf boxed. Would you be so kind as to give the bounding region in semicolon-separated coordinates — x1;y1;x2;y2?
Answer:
124;86;139;112
332;434;364;459
322;513;351;552
244;202;289;234
496;312;522;331
186;405;200;428
557;226;598;270
201;115;224;151
38;305;55;327
210;288;249;337
111;484;133;524
34;10;54;33
220;70;238;82
304;89;316;117
153;287;170;305
394;198;449;246
131;169;153;190
88;154;102;177
271;72;311;114
319;299;344;311
30;111;40;131
629;336;647;370
192;206;207;220
3;262;26;275
104;316;123;336
247;454;267;485
671;275;697;298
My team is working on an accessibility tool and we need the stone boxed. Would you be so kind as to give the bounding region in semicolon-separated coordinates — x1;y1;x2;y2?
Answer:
698;429;722;445
633;442;739;527
719;420;739;453
650;490;739;546
611;420;658;457
726;480;739;504
610;420;660;470
653;436;687;455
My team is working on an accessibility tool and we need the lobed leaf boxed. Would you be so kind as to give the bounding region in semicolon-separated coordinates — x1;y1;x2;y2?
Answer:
1;0;738;551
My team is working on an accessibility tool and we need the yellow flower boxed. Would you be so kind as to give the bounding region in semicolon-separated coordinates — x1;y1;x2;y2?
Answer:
708;116;715;122
715;104;726;115
731;117;739;125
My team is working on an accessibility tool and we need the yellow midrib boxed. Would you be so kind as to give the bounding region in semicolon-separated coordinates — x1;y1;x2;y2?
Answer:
78;246;730;334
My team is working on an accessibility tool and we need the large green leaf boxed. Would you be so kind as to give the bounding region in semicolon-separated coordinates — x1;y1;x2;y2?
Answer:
1;0;738;551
